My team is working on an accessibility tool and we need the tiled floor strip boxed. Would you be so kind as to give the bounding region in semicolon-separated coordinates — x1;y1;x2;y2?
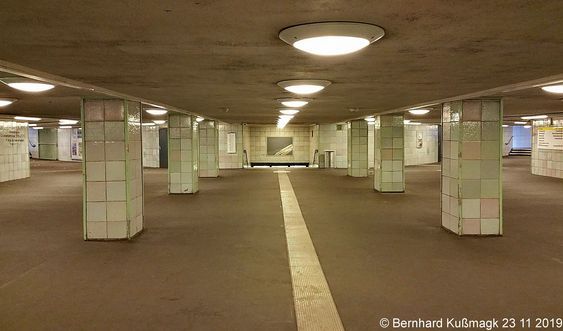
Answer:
277;172;345;331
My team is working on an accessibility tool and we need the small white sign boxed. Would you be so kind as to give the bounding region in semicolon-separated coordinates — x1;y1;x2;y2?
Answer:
227;132;236;154
537;127;563;150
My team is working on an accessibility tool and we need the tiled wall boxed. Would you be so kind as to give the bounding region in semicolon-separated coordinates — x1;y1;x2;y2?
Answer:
531;118;563;179
218;122;243;169
57;128;72;161
404;124;439;166
374;115;405;192
503;126;513;156
248;125;310;163
38;128;58;160
83;99;144;240
309;124;319;165
243;124;250;166
199;120;219;177
368;124;374;168
347;120;368;177
142;125;159;168
318;123;347;168
168;114;199;193
441;99;502;236
0;121;30;183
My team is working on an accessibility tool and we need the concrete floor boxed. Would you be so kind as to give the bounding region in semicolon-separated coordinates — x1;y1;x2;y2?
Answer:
0;158;561;330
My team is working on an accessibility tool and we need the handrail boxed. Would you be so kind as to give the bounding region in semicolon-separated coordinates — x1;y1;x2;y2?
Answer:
504;136;513;146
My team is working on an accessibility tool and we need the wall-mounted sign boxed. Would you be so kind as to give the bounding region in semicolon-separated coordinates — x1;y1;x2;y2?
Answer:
227;132;237;154
416;131;423;149
537;127;563;150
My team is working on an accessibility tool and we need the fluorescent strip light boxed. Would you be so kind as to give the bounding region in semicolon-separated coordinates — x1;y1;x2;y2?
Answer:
59;126;72;129
521;115;547;120
365;117;375;122
32;127;44;130
14;116;41;121
59;119;79;125
514;121;527;125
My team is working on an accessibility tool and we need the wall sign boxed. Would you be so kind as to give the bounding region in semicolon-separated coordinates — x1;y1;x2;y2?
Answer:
416;131;423;149
537;127;563;150
227;132;236;154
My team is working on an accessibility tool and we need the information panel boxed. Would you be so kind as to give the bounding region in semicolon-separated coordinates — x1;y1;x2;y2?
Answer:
537;127;563;150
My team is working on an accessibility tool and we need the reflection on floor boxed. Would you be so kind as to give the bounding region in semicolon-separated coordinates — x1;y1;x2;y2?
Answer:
0;158;561;330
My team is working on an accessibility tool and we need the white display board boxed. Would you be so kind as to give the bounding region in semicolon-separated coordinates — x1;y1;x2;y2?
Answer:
227;132;236;154
537;127;563;150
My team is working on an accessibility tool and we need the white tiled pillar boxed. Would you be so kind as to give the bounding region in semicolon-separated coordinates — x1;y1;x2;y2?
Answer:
347;120;368;177
199;120;219;177
441;99;503;236
374;114;405;192
0;121;30;182
168;113;199;193
82;99;144;240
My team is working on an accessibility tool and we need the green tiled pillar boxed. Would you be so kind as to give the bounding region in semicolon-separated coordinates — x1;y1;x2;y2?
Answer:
38;128;58;160
82;99;144;240
441;99;503;236
347;120;368;177
374;114;405;192
168;113;199;194
199;120;219;178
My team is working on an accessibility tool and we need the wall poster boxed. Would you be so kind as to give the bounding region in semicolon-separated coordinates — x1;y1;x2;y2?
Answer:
267;137;293;156
416;131;423;149
227;132;236;154
537;127;563;150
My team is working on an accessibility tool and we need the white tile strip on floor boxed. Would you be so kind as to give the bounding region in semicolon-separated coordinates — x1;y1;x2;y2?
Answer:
277;172;345;331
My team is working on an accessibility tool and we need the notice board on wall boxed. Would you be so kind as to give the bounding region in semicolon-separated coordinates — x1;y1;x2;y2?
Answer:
227;132;236;154
537;127;563;150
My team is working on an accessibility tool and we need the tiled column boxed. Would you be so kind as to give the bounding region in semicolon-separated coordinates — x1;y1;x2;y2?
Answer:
373;115;405;192
441;99;503;236
168;113;199;193
347;120;368;177
82;99;144;240
199;120;219;177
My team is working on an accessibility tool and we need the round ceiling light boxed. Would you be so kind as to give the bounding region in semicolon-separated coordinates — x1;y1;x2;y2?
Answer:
1;77;55;92
279;109;300;115
408;108;430;115
195;116;204;122
153;120;166;125
279;22;385;56
145;108;168;116
277;80;331;95
541;85;563;94
0;98;17;107
277;98;309;108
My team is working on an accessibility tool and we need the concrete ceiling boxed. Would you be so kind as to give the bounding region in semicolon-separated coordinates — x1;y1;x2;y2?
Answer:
0;1;562;124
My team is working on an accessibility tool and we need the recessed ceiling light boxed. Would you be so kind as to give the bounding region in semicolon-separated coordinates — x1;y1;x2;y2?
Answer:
541;85;563;94
521;115;548;120
59;119;79;125
32;126;44;130
502;124;509;128
0;98;17;107
142;122;156;126
14;116;41;121
153;120;166;125
408;122;422;125
279;115;294;120
514;121;527;125
145;108;167;116
278;98;309;108
279;109;300;115
408;108;430;115
364;117;375;122
523;125;531;128
277;80;331;95
195;116;204;122
28;123;37;127
279;22;385;56
404;119;411;124
59;126;72;129
1;78;55;92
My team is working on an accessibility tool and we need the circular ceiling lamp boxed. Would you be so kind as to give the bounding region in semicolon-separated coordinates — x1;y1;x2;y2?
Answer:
153;120;166;125
277;98;309;108
279;21;385;56
279;109;300;115
0;98;17;107
277;80;331;95
195;116;204;122
408;108;430;115
145;108;168;116
1;77;55;92
541;84;563;94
